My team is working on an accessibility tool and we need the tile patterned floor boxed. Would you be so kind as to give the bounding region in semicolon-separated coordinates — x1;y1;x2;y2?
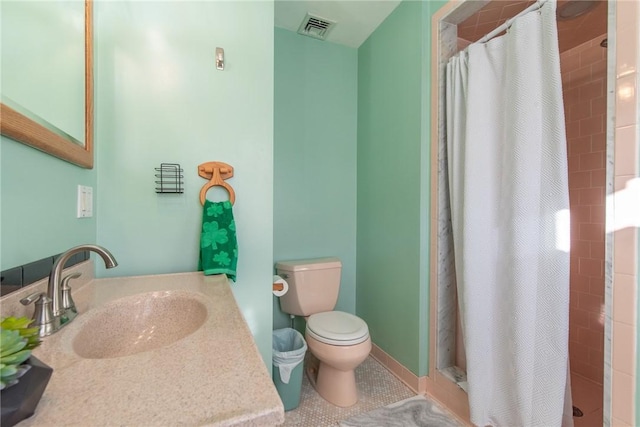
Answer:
283;355;416;426
285;356;600;426
571;373;603;427
283;355;460;427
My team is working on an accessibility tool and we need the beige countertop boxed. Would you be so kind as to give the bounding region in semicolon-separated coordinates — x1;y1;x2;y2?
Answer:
2;268;284;426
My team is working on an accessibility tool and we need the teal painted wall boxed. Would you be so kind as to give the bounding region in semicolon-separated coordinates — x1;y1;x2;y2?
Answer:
94;1;274;366
1;138;97;269
273;28;358;329
356;2;428;374
356;0;432;376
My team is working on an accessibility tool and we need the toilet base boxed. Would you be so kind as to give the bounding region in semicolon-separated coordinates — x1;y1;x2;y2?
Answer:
305;352;320;388
316;362;358;407
305;356;358;407
305;337;371;408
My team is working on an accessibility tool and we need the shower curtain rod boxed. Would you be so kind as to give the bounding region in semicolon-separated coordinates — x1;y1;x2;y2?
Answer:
478;0;549;44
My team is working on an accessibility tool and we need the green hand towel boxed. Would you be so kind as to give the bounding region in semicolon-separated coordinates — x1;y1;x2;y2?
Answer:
199;200;238;281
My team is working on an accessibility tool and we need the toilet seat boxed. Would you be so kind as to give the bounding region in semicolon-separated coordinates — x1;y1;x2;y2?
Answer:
306;311;369;346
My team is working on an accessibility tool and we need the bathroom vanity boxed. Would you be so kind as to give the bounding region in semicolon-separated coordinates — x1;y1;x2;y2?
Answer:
0;264;284;426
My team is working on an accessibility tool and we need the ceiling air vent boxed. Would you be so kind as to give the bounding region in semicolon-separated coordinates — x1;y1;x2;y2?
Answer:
297;13;336;41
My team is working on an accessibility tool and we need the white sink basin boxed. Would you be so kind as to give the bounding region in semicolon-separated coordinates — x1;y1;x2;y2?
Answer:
72;291;207;359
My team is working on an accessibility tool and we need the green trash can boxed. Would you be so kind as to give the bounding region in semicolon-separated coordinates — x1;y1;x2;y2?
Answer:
272;328;307;411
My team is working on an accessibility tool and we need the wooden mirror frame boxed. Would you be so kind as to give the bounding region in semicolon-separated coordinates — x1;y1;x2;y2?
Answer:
0;0;93;169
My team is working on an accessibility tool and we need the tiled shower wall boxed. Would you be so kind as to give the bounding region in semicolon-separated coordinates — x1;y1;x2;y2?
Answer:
610;1;639;424
560;35;608;385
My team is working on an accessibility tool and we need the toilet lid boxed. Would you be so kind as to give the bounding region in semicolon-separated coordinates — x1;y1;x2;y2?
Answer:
306;311;369;346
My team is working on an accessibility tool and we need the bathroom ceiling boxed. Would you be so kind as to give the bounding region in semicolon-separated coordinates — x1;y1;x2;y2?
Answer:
457;0;608;52
275;0;401;48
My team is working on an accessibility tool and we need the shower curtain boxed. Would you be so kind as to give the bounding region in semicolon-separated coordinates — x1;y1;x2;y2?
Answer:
446;2;572;426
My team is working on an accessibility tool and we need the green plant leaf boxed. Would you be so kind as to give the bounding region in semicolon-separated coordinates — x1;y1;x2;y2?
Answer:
1;317;33;330
0;317;41;351
0;339;26;357
0;364;17;378
0;329;23;350
0;349;31;365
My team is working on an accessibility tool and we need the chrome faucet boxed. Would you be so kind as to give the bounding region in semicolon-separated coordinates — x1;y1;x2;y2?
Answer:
44;244;118;334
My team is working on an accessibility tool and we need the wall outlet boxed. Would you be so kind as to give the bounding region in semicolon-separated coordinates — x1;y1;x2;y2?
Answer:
77;185;93;218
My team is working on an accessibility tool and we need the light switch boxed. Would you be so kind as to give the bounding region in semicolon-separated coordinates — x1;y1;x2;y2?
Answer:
77;185;93;218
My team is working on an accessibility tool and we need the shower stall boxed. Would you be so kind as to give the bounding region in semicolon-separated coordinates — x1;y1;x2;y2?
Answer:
431;0;611;425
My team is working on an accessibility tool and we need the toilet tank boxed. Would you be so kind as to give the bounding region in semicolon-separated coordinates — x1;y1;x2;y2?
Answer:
275;257;342;317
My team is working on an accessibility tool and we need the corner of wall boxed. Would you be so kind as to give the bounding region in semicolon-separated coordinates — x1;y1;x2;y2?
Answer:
356;0;432;376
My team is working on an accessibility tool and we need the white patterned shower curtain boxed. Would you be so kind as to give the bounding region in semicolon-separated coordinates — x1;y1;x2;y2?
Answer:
445;1;573;426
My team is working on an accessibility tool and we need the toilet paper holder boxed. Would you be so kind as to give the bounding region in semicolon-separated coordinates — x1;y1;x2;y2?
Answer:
272;275;289;297
273;272;288;291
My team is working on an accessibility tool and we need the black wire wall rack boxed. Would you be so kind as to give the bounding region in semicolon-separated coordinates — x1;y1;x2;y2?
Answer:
155;163;184;194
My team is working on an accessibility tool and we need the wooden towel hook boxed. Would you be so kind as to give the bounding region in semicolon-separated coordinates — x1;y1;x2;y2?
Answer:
198;161;236;206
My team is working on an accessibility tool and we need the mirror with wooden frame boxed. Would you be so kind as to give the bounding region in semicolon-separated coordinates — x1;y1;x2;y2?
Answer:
0;0;93;169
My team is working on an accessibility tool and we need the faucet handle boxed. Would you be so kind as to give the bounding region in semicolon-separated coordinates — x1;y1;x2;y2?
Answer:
62;272;82;286
61;273;81;321
20;292;48;307
20;292;58;337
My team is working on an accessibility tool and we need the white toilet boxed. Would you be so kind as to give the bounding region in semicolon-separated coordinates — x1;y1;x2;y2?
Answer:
275;257;371;407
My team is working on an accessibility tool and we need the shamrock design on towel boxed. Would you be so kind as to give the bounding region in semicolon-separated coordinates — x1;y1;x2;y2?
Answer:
199;200;238;281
